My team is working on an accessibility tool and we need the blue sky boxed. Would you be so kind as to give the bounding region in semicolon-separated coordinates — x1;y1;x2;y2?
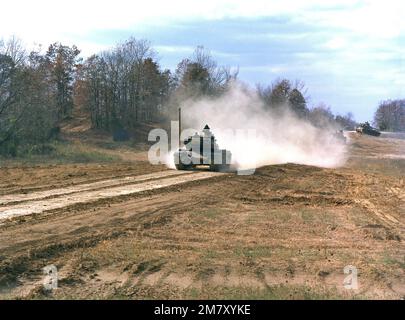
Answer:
1;0;404;121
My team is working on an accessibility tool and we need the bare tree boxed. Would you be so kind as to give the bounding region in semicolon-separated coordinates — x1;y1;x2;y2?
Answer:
374;99;405;131
174;46;237;98
0;36;26;66
308;103;337;128
82;38;171;132
335;112;357;130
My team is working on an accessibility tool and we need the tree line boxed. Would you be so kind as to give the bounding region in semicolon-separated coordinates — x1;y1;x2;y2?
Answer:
0;37;81;156
1;35;401;157
0;38;240;155
257;79;357;130
374;99;405;132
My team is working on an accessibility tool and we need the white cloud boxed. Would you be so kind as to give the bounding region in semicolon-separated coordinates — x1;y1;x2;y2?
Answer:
323;37;348;50
241;65;290;74
1;0;404;48
154;45;195;54
307;0;405;39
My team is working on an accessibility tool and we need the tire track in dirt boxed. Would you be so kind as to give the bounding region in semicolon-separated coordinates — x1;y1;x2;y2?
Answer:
0;170;189;206
0;171;225;221
349;174;404;230
353;199;401;227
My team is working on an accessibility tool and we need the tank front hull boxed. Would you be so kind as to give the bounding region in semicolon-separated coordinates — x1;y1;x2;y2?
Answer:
174;150;232;171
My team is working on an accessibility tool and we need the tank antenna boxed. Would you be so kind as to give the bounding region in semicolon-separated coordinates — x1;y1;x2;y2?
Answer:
178;107;182;148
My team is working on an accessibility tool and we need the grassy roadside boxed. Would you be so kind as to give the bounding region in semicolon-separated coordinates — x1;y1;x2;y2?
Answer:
0;141;121;166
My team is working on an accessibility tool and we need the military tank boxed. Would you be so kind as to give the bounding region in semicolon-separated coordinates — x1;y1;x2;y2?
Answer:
174;124;232;171
356;122;381;137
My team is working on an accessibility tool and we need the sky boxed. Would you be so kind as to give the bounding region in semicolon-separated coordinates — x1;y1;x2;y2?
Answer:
1;0;404;121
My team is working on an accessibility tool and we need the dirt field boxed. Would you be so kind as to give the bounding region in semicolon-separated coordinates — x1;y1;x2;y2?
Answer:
0;132;404;299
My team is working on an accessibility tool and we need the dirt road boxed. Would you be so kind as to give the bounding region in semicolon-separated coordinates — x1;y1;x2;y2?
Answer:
0;170;224;221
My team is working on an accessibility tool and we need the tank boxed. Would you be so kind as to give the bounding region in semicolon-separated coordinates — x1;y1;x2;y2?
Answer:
174;124;232;171
356;122;381;137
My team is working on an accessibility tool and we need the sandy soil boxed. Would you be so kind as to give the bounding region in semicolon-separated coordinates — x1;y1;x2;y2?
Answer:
0;131;404;299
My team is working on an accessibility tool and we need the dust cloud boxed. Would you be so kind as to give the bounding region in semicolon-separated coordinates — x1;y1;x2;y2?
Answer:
178;83;347;170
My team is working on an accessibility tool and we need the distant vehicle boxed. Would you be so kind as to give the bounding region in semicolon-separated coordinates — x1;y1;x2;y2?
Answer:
334;130;347;143
356;122;381;137
174;124;232;171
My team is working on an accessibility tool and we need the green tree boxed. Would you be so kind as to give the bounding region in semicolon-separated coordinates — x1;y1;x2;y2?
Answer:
270;78;291;106
288;88;307;117
258;78;308;116
0;53;22;154
0;40;58;156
